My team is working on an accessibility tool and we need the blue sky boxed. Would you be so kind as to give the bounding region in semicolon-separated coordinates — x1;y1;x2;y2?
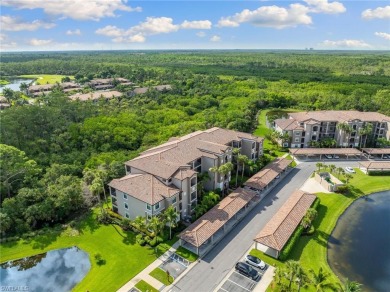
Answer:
1;0;389;51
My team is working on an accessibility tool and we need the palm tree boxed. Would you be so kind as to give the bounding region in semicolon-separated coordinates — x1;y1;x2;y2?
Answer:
232;148;241;186
306;208;318;222
301;216;312;229
309;267;336;292
19;82;29;93
209;166;220;189
316;162;324;172
280;132;291;147
344;173;353;184
238;154;249;180
337;122;353;147
336;167;344;178
148;215;165;237
338;278;362;292
295;265;310;292
164;206;178;240
133;215;146;231
196;172;210;199
2;88;14;104
284;260;301;290
358;123;373;148
329;164;336;174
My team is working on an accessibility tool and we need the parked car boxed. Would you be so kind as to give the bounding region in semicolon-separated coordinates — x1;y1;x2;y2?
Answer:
333;155;340;159
235;262;261;281
345;167;355;173
383;155;389;159
325;154;333;159
245;255;266;270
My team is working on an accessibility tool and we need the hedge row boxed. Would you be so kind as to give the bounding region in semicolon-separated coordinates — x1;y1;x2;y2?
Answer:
368;170;390;176
279;225;304;261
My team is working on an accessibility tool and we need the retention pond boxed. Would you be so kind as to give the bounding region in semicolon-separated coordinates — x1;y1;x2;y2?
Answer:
328;190;390;291
0;246;91;292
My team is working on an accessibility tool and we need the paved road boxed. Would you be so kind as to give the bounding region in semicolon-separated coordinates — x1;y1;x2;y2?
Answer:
170;160;359;292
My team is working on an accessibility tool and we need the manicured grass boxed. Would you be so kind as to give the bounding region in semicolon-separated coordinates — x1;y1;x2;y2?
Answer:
135;280;159;292
0;79;10;85
19;74;74;84
0;209;174;292
149;267;173;286
253;108;299;157
251;171;390;291
175;246;198;262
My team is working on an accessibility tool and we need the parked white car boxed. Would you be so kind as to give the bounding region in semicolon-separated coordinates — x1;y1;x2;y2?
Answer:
325;154;333;159
333;155;340;159
245;255;266;270
345;167;355;173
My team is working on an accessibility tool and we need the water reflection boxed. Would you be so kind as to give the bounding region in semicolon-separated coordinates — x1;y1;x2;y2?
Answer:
0;78;34;92
328;191;390;292
0;247;91;292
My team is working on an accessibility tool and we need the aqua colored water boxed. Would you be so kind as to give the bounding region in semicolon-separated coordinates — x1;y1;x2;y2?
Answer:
0;247;91;292
328;191;390;292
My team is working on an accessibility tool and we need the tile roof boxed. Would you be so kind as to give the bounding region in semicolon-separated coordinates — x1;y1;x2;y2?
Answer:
288;111;390;123
173;168;197;180
132;85;172;95
179;188;257;247
108;174;179;205
289;148;362;155
358;161;390;170
69;90;122;101
274;119;304;131
254;190;316;251
245;158;292;190
361;148;390;155
127;127;263;179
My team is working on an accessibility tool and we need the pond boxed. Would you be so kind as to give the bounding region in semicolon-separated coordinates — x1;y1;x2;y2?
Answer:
0;247;91;292
328;190;390;291
0;77;35;93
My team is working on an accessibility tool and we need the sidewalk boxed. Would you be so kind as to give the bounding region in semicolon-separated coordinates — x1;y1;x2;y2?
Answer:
117;241;181;292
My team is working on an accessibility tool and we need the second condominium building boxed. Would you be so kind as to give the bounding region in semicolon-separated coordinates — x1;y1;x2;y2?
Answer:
273;111;390;148
109;127;263;220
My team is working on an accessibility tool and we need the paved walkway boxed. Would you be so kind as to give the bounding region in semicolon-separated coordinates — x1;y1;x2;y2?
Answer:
117;242;181;292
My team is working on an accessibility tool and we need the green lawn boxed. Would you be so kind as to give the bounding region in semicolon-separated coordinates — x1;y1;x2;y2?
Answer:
175;246;198;262
0;210;173;292
251;171;390;291
149;267;173;286
19;74;74;84
135;280;159;292
0;79;10;85
253;108;299;157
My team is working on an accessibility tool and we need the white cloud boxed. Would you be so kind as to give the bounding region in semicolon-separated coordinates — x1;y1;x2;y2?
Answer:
180;20;212;29
196;31;206;37
217;4;312;29
210;35;221;42
66;29;81;36
0;34;17;50
304;0;346;14
375;32;390;40
362;6;390;20
321;39;371;48
29;38;53;46
1;0;142;21
96;17;212;43
0;15;55;31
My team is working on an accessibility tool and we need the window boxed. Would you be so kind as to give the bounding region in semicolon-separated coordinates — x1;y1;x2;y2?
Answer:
123;193;128;200
126;165;131;173
313;126;318;131
295;132;300;136
110;187;116;197
125;213;129;219
352;125;357;130
146;204;151;210
179;202;182;210
190;191;196;201
154;202;160;210
179;193;182;201
124;203;128;209
147;213;152;220
172;197;177;204
295;138;299;142
311;135;316;140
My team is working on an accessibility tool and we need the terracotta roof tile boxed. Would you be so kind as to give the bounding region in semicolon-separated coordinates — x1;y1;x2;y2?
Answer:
289;148;362;155
289;111;390;123
108;174;179;205
362;148;390;155
69;90;122;101
245;158;292;190
254;190;316;251
179;188;257;247
358;161;390;170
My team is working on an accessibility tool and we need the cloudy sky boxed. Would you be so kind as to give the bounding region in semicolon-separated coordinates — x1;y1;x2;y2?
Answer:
1;0;389;51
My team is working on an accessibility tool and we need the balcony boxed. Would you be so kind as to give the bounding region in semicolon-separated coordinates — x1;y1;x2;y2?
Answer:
112;198;118;206
190;191;197;202
191;185;197;193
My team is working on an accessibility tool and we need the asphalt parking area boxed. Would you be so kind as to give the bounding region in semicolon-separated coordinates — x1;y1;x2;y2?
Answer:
216;263;268;292
159;252;189;279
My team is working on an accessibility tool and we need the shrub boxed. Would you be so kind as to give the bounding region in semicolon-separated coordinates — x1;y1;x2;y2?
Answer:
311;197;320;210
144;236;151;244
336;185;349;194
138;239;146;246
368;170;390;176
279;225;304;261
149;237;158;247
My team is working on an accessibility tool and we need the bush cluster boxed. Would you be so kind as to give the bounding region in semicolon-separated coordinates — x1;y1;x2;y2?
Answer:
368;170;390;176
279;225;304;261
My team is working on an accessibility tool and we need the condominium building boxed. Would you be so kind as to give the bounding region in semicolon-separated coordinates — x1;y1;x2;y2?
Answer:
108;128;263;220
273;111;390;148
89;78;134;90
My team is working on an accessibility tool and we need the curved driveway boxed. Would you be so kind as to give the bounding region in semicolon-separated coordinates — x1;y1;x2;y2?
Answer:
169;161;359;292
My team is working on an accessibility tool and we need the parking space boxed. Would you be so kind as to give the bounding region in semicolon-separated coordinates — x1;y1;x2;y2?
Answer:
215;259;268;292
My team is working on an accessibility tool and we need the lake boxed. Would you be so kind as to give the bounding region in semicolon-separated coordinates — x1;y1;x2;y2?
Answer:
0;78;35;93
0;247;91;292
328;190;390;291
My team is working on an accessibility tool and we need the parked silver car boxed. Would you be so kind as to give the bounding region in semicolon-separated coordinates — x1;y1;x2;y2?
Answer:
245;255;266;270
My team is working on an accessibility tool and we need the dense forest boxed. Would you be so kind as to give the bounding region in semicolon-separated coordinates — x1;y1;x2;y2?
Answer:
1;50;389;236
